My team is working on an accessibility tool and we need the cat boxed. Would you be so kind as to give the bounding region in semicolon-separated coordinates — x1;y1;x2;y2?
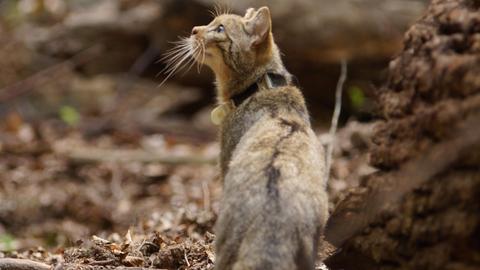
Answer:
164;6;329;270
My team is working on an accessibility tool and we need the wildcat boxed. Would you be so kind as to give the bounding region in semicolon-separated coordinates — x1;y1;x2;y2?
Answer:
164;6;329;270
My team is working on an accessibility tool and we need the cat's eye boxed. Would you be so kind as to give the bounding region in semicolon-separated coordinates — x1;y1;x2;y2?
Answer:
216;25;225;33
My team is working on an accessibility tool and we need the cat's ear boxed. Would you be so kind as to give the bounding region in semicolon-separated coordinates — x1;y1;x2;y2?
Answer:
244;8;256;20
245;6;271;47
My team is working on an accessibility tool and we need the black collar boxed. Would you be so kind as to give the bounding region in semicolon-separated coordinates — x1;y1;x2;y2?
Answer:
231;72;290;107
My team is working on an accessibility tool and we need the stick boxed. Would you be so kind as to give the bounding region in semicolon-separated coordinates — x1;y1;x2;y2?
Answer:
90;259;116;266
54;145;216;165
0;258;50;270
325;59;348;181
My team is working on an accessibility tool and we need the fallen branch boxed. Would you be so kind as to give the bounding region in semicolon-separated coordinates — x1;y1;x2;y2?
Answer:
0;258;50;270
325;110;480;247
55;145;216;165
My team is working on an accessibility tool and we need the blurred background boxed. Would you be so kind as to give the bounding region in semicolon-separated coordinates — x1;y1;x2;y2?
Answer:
0;0;427;255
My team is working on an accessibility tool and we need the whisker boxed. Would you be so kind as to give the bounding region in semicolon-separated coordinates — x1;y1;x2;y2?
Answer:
164;51;192;74
158;37;192;68
180;42;201;76
193;46;203;73
181;56;197;76
161;42;191;57
162;47;190;63
160;49;190;72
208;8;216;18
197;40;206;73
213;3;220;17
157;50;193;88
163;42;190;52
213;1;228;17
157;39;193;85
196;52;202;73
226;3;232;15
192;39;202;73
156;42;191;64
218;1;231;15
200;40;206;72
157;35;207;88
161;48;189;60
222;3;227;15
169;37;190;45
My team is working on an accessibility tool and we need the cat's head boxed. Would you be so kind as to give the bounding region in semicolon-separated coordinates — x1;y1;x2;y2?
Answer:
161;7;280;101
189;7;274;76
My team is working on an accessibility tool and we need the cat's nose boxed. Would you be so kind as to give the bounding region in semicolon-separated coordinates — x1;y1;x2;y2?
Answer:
191;27;200;35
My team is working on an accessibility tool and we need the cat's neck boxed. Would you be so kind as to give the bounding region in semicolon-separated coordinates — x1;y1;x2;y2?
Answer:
215;46;289;103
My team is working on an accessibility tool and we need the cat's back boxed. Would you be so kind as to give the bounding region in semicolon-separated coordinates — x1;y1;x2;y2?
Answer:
215;86;328;270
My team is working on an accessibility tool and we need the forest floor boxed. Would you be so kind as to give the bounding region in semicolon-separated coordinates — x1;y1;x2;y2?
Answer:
3;1;477;269
0;104;375;270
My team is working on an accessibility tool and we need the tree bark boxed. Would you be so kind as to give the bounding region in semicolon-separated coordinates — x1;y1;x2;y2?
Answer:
325;0;480;269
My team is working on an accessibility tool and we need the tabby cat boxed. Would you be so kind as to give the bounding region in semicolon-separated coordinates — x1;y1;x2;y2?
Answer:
164;6;329;270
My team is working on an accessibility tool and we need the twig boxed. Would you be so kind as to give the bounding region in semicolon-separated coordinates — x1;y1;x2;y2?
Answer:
325;59;348;181
184;249;190;267
325;110;480;247
54;145;216;165
0;258;50;270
